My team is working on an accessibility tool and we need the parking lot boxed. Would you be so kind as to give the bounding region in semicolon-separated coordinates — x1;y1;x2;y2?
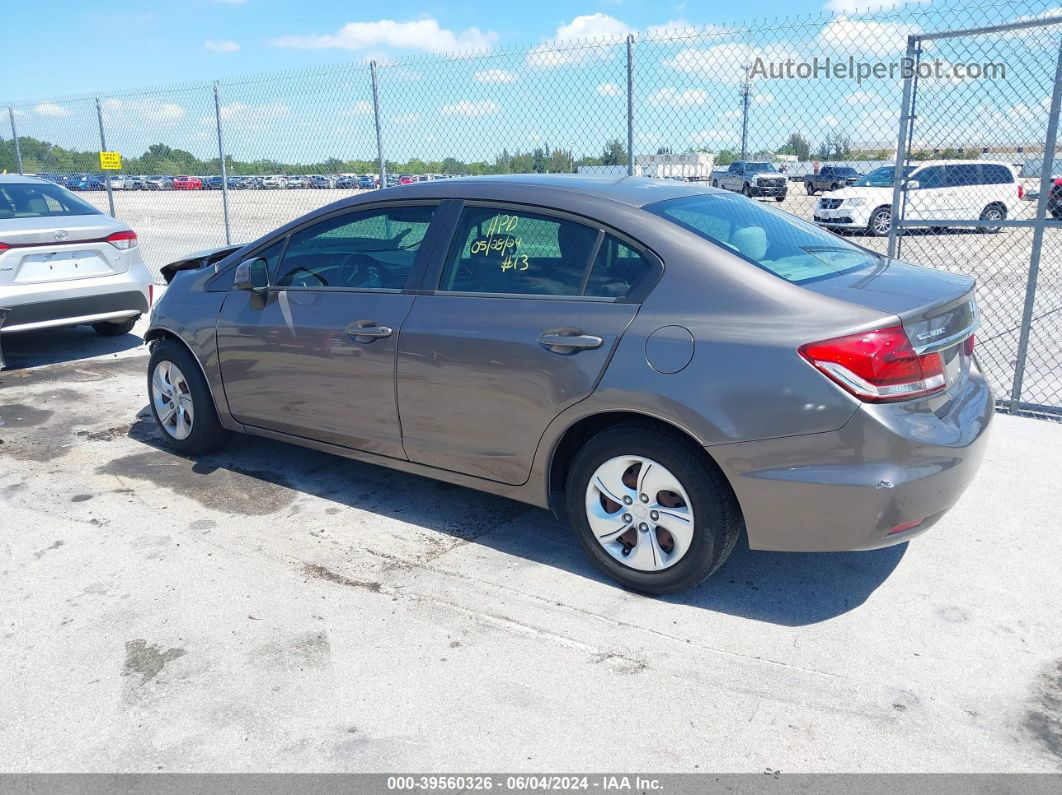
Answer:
1;318;1061;772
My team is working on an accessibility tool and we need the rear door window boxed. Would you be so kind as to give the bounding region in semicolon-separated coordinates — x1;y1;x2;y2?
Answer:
982;164;1013;184
438;207;598;297
944;164;981;187
585;235;654;298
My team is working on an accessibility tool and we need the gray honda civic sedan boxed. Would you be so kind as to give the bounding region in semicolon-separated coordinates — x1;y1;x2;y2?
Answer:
145;175;991;594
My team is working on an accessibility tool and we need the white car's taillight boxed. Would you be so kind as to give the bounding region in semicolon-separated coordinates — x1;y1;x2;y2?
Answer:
798;325;947;403
106;230;138;250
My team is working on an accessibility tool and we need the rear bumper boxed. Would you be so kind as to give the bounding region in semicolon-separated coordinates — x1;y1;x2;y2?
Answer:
0;264;152;333
709;372;994;552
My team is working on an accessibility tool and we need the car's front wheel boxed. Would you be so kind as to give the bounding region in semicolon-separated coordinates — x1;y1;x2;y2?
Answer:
147;339;230;454
565;424;742;595
93;317;138;336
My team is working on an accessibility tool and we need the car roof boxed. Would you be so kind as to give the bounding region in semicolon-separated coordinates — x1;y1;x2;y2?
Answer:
376;174;717;208
912;159;1014;168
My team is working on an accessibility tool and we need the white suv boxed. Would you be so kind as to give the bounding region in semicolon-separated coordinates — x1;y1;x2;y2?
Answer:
0;175;153;367
813;160;1021;236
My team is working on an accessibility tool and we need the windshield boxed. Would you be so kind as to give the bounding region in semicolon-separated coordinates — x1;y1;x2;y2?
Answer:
647;193;877;284
854;166;916;188
745;162;776;172
0;182;103;219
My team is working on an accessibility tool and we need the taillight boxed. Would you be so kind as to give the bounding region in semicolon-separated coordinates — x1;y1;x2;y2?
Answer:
106;230;138;250
0;242;9;252
963;334;975;356
148;284;154;306
1018;183;1025;200
798;325;946;403
1054;178;1062;187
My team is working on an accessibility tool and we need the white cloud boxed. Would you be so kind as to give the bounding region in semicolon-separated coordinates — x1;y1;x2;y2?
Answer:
102;98;186;123
647;87;708;107
688;129;731;146
392;112;421;125
819;115;841;127
439;99;499;117
596;82;621;96
646;18;713;38
753;92;773;105
824;0;927;12
271;18;497;54
474;68;517;84
664;43;797;84
34;102;72;118
526;13;632;68
342;100;374;116
844;90;877;106
817;16;920;57
216;101;289;122
204;40;240;53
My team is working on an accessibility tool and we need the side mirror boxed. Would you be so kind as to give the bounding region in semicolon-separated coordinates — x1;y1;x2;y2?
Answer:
233;257;269;292
906;179;921;190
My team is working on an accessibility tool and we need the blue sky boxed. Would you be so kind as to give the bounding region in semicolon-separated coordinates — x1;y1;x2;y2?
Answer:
6;0;868;100
4;1;1057;166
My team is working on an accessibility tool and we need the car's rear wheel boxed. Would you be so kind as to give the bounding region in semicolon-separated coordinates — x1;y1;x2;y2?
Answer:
93;317;138;336
147;339;230;454
978;203;1006;233
806;182;815;195
868;206;892;237
565;424;742;595
742;184;752;197
775;195;785;202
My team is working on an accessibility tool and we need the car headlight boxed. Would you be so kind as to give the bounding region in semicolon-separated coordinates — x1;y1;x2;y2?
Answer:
844;197;865;207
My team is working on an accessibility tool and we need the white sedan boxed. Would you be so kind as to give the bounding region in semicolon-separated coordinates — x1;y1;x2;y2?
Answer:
0;175;153;367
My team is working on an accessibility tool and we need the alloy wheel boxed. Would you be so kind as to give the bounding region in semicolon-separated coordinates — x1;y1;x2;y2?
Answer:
151;360;195;440
584;455;695;572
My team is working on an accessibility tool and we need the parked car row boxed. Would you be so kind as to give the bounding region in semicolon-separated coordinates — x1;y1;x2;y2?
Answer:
30;173;390;191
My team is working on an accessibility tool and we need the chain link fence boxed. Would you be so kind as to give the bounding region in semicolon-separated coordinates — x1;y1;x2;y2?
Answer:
2;0;1060;416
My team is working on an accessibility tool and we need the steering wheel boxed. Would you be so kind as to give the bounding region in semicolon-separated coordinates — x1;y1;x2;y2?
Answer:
283;267;328;287
338;253;385;289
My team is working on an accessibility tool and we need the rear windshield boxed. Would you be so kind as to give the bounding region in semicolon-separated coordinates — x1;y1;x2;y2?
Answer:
0;182;102;219
646;193;877;284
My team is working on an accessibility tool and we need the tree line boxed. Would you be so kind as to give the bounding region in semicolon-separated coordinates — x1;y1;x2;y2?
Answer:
0;132;976;177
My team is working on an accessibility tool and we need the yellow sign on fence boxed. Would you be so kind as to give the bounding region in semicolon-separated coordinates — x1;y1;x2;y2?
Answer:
99;151;122;170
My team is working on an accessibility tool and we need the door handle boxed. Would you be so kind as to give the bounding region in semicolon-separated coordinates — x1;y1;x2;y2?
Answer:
346;321;393;342
537;331;604;353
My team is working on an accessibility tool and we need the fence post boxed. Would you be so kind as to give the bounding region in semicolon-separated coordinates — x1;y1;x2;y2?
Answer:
887;35;921;260
1010;35;1062;409
213;82;232;246
626;35;634;177
371;60;386;188
95;97;116;218
8;107;23;175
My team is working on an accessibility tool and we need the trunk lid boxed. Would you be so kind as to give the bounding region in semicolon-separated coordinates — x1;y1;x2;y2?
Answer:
804;258;979;397
0;214;132;286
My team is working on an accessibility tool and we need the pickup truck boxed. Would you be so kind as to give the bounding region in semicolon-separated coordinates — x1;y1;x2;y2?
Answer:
804;165;862;195
709;161;787;201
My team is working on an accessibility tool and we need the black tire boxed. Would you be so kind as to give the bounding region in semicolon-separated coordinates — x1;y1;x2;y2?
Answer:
742;184;752;197
93;317;138;336
774;195;785;202
565;423;742;595
805;182;815;195
868;206;892;237
147;338;230;455
831;182;840;191
978;203;1006;234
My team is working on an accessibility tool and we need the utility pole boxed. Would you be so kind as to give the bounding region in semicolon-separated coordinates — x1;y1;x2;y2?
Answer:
739;63;752;161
